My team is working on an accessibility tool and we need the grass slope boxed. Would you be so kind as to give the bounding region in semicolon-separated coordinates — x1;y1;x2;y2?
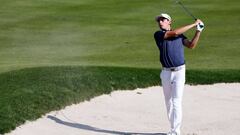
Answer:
1;66;240;133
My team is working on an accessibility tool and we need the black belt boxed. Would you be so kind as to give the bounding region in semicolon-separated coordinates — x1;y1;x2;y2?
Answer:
162;65;185;72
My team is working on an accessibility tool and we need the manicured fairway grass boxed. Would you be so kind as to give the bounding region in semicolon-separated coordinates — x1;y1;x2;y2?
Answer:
0;0;239;73
0;0;240;134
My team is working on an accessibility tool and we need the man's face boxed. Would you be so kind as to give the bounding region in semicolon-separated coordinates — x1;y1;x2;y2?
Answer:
158;17;171;30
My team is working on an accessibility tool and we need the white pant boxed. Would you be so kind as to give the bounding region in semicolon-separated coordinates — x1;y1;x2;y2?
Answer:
160;65;185;135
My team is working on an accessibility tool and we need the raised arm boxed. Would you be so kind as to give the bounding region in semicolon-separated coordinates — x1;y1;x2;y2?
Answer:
183;31;201;49
183;19;204;49
164;19;202;39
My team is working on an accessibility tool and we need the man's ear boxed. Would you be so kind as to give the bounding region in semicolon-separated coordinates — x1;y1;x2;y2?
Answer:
169;20;172;25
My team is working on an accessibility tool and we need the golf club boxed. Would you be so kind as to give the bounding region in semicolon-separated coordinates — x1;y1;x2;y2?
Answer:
175;0;204;28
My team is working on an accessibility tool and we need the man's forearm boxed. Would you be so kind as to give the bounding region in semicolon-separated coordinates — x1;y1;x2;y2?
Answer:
189;31;201;48
173;23;196;35
165;23;197;38
164;19;202;39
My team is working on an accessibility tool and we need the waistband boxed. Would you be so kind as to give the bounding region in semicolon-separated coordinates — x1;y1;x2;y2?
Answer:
162;64;185;72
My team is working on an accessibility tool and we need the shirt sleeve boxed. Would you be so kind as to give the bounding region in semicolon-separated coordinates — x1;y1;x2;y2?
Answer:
181;34;187;39
154;31;165;41
154;31;165;49
180;34;187;44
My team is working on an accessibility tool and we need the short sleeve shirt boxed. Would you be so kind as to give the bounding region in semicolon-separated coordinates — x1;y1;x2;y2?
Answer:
154;30;187;68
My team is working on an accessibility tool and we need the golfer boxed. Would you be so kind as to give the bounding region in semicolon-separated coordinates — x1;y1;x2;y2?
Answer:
154;13;204;135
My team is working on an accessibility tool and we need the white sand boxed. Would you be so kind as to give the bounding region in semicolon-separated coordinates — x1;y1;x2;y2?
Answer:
6;83;240;135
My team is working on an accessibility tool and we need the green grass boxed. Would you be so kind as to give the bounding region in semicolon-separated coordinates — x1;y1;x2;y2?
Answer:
0;0;240;134
0;0;240;73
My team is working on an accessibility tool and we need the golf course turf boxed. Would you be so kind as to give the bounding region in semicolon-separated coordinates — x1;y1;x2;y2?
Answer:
0;0;239;133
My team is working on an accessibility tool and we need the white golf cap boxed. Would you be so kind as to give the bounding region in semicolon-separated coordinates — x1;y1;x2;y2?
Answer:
156;13;172;21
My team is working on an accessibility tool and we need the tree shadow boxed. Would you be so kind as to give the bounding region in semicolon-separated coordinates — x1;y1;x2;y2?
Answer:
47;115;166;135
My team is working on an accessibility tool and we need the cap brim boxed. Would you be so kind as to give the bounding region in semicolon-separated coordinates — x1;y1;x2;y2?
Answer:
155;16;168;21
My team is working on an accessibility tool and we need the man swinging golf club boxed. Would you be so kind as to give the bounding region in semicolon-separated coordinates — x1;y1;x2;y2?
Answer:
154;13;204;135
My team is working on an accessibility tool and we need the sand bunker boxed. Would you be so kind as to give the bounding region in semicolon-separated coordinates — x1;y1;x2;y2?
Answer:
7;83;240;135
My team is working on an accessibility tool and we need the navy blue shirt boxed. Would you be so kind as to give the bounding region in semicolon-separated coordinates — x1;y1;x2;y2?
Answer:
154;30;187;68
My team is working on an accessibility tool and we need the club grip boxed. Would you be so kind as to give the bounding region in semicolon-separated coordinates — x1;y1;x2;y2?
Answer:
195;19;204;28
199;24;204;28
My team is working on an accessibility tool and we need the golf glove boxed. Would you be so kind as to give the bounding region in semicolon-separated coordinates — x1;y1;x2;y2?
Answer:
197;22;204;32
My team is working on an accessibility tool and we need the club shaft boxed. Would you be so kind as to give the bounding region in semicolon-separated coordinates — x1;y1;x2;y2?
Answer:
177;1;197;20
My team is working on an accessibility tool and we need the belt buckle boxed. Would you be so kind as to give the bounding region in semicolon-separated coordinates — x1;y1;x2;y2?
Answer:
170;68;175;71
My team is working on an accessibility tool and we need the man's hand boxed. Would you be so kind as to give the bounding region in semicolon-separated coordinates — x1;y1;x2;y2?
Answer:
194;19;202;26
197;22;204;32
194;19;204;32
